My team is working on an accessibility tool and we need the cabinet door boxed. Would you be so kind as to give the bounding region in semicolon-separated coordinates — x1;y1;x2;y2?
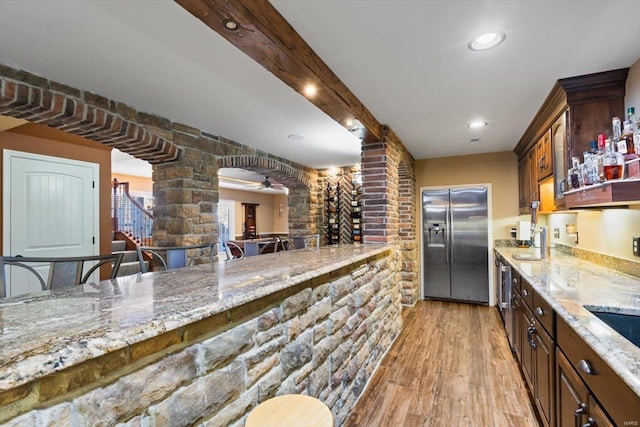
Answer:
557;349;589;427
537;129;553;181
521;304;535;391
586;395;615;427
512;289;523;362
552;110;568;209
518;157;530;214
528;149;538;203
534;324;555;427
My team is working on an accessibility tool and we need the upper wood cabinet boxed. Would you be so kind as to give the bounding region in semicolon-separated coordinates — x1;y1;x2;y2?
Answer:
551;111;569;210
518;149;539;214
514;68;628;211
536;129;553;181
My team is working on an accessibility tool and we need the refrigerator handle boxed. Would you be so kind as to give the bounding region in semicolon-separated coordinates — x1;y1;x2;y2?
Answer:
447;205;454;264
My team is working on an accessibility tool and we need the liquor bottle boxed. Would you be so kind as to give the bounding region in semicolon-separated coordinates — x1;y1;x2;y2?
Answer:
596;135;606;182
603;139;624;180
620;120;636;160
612;116;622;142
629;107;640;154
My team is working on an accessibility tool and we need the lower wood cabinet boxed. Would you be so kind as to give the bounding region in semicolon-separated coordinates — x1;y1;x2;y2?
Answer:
534;323;555;427
520;301;535;392
504;256;639;427
556;349;614;427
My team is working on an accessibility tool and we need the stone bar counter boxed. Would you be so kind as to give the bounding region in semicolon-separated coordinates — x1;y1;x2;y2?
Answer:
0;245;402;426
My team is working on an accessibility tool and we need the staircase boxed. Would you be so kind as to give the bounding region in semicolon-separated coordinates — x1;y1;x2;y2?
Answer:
111;235;149;277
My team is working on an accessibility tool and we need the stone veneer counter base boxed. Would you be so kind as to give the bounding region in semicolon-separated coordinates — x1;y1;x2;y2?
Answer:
0;244;402;426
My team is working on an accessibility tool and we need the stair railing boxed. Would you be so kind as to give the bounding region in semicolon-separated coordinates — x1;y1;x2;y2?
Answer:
112;178;154;246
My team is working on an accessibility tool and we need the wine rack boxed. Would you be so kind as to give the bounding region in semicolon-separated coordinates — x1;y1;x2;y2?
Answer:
325;183;340;245
351;178;362;243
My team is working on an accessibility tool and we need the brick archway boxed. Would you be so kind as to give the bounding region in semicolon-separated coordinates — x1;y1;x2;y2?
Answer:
0;68;180;163
217;155;322;237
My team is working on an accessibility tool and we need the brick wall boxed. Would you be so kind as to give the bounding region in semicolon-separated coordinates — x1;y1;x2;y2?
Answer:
361;134;418;304
1;250;401;427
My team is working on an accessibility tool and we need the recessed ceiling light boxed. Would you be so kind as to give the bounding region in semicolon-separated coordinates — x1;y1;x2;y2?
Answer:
303;84;317;97
223;19;240;31
288;134;304;141
468;31;506;51
468;121;488;128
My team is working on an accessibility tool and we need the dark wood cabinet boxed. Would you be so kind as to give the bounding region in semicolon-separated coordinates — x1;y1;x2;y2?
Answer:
502;255;638;427
557;349;589;427
537;129;553;181
242;203;259;239
551;110;568;210
514;68;629;212
518;156;530;214
557;315;640;426
518;149;539;214
520;302;535;392
556;350;614;427
534;322;555;427
517;276;556;427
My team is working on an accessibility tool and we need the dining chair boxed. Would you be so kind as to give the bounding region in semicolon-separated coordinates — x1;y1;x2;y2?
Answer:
276;236;293;252
258;239;279;255
0;253;124;297
225;241;244;261
292;234;320;250
187;242;216;266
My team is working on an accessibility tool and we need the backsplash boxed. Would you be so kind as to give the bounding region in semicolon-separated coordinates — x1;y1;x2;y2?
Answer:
494;240;640;278
554;243;640;279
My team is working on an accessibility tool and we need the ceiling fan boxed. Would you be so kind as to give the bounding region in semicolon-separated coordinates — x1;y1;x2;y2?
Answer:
246;176;285;190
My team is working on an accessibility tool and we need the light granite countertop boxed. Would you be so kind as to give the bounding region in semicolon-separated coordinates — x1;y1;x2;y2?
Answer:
495;247;640;397
0;244;390;392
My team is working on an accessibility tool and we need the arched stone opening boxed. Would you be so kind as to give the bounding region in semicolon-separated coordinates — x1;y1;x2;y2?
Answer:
217;156;322;237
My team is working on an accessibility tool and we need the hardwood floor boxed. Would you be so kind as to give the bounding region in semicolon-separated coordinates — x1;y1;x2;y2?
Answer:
344;300;539;427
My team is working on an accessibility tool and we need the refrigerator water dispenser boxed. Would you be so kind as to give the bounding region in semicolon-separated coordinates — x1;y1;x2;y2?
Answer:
426;222;445;247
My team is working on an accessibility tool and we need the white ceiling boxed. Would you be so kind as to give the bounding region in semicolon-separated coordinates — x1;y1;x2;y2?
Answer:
1;0;639;172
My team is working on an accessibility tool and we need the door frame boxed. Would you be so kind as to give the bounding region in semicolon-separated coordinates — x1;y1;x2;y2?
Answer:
419;183;494;305
3;149;100;259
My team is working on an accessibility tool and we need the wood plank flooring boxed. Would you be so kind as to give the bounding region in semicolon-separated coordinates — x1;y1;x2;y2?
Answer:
344;300;539;427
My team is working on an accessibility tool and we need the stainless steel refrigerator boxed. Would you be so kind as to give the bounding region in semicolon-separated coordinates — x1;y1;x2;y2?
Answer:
422;187;489;304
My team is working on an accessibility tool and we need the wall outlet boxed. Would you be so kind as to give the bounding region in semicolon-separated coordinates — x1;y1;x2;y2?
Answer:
634;237;640;257
553;228;560;239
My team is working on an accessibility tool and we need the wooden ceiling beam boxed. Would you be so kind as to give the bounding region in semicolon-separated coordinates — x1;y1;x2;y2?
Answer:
175;0;385;143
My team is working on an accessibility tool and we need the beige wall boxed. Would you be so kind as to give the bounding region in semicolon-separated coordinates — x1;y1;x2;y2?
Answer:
111;173;152;194
219;188;288;238
626;57;640;115
416;151;520;240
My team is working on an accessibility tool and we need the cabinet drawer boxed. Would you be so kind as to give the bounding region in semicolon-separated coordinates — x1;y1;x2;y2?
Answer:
533;291;555;338
557;316;640;426
520;277;534;309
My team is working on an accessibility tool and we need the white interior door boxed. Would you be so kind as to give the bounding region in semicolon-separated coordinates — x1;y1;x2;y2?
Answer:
3;150;99;297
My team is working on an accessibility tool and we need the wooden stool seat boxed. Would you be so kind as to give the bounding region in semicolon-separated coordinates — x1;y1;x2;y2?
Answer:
245;394;333;427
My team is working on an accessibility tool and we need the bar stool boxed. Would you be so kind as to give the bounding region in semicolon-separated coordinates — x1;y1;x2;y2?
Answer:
245;394;333;427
